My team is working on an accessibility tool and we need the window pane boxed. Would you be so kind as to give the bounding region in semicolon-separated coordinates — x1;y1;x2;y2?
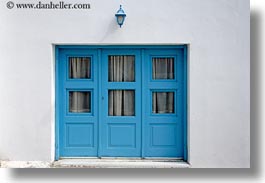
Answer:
108;90;135;116
152;58;174;79
152;92;174;114
69;91;91;113
69;57;91;79
108;55;135;82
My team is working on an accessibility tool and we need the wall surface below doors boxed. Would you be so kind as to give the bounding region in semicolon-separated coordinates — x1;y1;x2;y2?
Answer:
0;0;249;168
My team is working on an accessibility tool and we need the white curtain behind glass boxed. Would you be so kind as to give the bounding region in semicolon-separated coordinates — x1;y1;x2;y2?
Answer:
108;55;135;82
109;90;135;116
70;92;91;113
152;58;174;79
152;92;174;113
69;57;91;79
108;56;135;116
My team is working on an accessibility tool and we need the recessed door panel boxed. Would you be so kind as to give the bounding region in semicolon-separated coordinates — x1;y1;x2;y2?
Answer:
66;123;94;147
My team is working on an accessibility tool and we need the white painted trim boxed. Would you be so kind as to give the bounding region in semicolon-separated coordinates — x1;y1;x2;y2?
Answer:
51;44;56;161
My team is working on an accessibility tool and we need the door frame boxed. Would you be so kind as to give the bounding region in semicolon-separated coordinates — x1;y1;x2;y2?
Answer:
55;45;188;161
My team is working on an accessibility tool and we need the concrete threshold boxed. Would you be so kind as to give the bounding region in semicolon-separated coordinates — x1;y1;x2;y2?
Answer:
1;159;190;168
52;159;190;168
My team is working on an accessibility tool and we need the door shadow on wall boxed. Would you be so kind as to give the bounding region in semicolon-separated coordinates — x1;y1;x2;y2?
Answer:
9;11;261;181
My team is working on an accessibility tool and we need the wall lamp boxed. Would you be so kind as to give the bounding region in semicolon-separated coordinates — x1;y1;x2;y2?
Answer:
115;5;126;28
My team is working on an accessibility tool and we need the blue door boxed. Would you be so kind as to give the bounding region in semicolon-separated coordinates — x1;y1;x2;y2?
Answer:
100;49;142;157
57;48;99;157
56;46;187;160
143;49;185;157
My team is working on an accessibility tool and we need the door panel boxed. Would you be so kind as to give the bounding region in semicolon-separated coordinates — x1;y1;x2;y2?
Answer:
100;49;141;157
59;49;98;157
143;49;184;157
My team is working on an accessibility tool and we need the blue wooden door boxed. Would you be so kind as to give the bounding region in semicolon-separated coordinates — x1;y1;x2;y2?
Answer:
58;48;99;157
142;49;185;158
56;46;187;160
100;49;142;157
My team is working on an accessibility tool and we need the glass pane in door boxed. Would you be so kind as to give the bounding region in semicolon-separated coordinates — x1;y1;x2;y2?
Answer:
152;57;174;79
152;92;175;114
108;55;135;82
69;91;91;113
108;90;135;116
69;57;91;79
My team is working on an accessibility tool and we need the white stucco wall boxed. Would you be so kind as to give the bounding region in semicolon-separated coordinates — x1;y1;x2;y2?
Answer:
0;0;249;168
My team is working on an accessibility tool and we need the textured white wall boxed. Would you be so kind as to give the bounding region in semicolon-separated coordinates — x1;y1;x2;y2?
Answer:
0;0;249;168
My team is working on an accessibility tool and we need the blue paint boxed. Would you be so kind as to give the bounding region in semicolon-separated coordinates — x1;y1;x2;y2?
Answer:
55;45;187;160
183;46;188;161
97;49;102;157
141;49;145;158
